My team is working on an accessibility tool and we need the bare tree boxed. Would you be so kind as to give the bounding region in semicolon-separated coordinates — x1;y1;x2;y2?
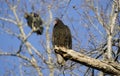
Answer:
0;0;120;76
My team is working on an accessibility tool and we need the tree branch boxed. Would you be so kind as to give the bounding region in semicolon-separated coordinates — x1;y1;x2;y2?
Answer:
45;5;54;76
0;52;31;62
0;17;17;25
55;46;120;75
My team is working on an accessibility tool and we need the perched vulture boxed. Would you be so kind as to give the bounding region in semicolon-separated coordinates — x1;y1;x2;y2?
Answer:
24;12;43;35
52;18;72;65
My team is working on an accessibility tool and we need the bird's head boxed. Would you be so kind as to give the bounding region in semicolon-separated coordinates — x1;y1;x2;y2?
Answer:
24;12;30;19
54;18;64;25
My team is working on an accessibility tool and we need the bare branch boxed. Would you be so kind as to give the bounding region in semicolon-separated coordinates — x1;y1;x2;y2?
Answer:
55;46;120;75
84;11;104;37
0;52;31;62
107;1;119;60
7;3;44;76
45;5;54;76
0;17;17;25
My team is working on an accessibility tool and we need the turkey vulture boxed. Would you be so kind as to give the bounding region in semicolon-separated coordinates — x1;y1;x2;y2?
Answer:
52;18;72;65
24;12;43;35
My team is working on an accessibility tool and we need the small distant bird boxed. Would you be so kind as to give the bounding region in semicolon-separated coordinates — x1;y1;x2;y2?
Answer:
24;12;43;35
52;18;72;66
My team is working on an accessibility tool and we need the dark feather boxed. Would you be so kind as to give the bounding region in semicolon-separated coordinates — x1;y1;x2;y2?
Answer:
52;18;72;65
24;12;43;35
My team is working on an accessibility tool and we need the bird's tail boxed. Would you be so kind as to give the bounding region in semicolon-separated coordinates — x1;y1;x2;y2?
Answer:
56;54;66;66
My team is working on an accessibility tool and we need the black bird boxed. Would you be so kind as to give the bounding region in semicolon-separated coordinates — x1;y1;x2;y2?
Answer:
24;12;43;35
52;18;72;65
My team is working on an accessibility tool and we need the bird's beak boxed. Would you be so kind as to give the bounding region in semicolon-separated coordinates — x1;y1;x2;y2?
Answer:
54;20;57;25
